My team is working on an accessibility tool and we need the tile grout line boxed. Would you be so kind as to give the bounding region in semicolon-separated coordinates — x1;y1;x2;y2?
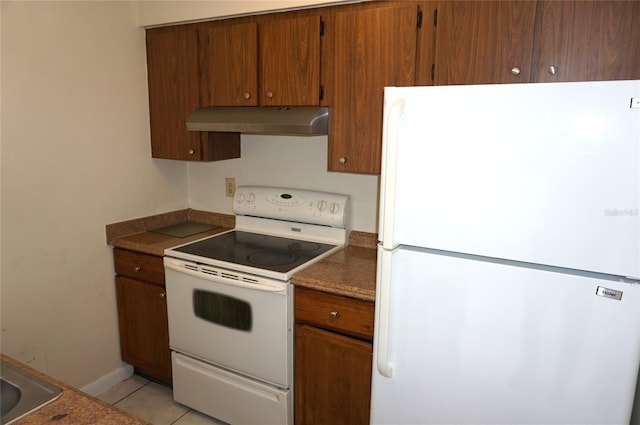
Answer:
170;409;194;425
110;380;152;407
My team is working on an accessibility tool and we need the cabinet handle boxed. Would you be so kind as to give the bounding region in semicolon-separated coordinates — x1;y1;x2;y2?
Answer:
244;92;251;99
160;293;166;298
511;67;521;75
133;266;142;272
548;65;557;75
267;91;274;99
329;311;338;319
339;157;346;164
188;149;195;155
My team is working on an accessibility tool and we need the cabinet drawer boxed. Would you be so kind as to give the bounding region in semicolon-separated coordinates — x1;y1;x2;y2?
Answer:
114;248;164;286
295;287;374;341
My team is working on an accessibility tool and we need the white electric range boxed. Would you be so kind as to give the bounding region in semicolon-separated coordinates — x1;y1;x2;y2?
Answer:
163;186;350;425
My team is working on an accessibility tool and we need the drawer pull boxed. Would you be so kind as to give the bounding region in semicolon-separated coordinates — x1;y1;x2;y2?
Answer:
160;292;166;298
329;311;338;319
134;266;142;272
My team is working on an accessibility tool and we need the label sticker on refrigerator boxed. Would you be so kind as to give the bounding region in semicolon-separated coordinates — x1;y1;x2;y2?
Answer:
596;286;623;300
631;98;640;109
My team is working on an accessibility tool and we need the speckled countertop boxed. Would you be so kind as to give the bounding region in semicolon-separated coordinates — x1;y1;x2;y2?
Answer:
1;355;149;425
106;209;235;256
292;232;378;302
107;210;378;302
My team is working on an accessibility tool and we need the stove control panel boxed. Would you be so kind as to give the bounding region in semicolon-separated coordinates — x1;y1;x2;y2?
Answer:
233;186;350;228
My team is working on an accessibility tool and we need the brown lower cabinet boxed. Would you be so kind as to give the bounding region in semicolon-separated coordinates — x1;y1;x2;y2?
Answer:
294;287;375;425
113;248;172;384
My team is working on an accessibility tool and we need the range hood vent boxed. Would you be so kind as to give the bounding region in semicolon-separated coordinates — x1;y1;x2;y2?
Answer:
186;106;329;136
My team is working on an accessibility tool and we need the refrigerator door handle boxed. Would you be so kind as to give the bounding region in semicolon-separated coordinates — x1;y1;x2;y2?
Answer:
379;95;405;250
375;247;394;378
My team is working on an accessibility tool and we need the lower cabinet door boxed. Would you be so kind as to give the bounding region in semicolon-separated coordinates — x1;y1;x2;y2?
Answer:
294;323;373;425
115;276;171;384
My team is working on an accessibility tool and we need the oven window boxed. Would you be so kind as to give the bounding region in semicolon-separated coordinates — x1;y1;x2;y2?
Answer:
193;290;252;331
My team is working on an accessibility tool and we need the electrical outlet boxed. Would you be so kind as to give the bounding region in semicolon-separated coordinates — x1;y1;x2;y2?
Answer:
225;178;236;197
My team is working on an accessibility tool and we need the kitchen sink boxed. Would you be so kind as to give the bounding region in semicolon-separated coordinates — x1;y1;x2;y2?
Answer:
1;359;62;424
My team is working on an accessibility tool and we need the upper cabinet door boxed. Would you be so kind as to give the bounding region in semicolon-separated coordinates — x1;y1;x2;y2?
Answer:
258;14;321;106
201;21;258;106
146;26;202;160
326;2;418;174
434;1;537;85
532;1;640;82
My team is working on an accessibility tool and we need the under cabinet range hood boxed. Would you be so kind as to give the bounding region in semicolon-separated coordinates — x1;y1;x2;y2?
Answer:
186;106;329;136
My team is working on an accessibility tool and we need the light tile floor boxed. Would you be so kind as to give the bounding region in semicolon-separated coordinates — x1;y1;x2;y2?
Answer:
97;375;227;425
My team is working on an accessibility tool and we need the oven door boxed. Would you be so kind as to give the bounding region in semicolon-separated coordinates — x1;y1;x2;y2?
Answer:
164;257;292;388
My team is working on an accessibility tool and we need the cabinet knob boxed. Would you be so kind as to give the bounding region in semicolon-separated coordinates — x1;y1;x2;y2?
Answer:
339;157;346;164
244;92;251;99
267;91;274;99
548;65;557;75
188;149;195;155
329;311;338;319
160;293;166;298
511;67;521;75
133;266;141;272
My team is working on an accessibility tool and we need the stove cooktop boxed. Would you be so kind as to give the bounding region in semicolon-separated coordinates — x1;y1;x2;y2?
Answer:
171;230;337;274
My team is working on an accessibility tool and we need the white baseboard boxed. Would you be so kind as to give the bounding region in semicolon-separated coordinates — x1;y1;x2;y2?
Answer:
80;363;134;397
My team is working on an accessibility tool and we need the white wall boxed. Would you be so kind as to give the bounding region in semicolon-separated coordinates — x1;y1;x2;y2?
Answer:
188;135;379;232
0;1;188;388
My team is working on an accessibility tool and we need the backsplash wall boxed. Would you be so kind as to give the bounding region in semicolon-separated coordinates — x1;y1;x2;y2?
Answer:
187;134;380;233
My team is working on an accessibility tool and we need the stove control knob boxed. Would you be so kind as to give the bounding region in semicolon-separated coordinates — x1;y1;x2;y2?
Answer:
235;193;246;202
247;193;255;203
317;200;327;211
330;202;340;214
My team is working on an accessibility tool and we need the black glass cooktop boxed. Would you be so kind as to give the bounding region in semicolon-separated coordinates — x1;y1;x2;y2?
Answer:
173;230;337;273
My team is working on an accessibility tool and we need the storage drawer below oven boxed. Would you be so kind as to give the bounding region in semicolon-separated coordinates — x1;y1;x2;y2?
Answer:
172;352;291;425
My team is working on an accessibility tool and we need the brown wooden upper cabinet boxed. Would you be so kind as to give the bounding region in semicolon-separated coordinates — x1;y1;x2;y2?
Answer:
531;1;640;82
433;1;537;85
259;14;321;106
432;0;640;85
200;12;321;107
323;2;420;175
146;25;203;160
200;21;258;106
146;25;240;161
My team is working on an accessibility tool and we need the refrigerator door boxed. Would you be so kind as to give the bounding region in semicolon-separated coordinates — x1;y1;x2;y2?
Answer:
372;247;640;425
379;81;640;278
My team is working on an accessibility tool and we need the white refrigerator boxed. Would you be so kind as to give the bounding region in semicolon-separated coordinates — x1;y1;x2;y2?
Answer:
372;80;640;425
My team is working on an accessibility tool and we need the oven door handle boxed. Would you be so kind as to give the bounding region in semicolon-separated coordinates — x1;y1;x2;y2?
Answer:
164;259;287;294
